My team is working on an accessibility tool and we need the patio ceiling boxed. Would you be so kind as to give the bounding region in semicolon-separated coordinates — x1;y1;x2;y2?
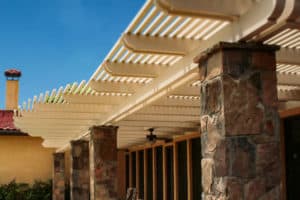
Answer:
14;0;300;149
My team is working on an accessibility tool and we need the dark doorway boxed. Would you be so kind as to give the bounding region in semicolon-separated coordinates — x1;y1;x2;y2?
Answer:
284;115;300;199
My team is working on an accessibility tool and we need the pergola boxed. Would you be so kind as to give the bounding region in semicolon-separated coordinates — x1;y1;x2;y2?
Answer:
14;0;300;150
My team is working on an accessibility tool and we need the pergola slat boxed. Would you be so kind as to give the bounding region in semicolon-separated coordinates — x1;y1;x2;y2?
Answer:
89;80;143;93
63;94;129;105
103;61;164;78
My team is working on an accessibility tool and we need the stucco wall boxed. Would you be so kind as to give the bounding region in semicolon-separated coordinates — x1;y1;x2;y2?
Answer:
0;135;55;184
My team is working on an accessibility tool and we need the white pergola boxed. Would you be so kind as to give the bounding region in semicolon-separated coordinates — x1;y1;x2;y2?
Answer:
14;0;300;150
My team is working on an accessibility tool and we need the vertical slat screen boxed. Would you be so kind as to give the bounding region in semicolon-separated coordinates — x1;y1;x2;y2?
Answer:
138;150;145;199
125;154;130;190
125;134;200;200
131;152;136;187
156;146;163;200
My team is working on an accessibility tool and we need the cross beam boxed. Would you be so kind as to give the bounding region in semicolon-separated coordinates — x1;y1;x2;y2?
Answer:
122;33;201;55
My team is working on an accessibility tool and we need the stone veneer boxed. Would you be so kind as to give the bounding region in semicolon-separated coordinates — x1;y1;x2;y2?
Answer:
70;140;90;200
90;126;118;200
195;42;283;199
53;152;65;200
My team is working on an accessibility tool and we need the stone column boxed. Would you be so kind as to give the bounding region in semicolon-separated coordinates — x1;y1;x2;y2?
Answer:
70;140;90;200
195;42;282;199
90;126;118;200
53;152;65;200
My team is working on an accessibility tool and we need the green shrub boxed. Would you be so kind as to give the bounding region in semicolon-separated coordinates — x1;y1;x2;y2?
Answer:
0;180;52;200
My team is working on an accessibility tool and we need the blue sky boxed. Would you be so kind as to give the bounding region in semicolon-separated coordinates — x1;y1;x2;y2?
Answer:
0;0;144;108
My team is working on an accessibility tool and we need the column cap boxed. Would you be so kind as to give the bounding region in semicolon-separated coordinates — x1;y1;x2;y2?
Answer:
89;125;118;131
70;139;89;145
194;42;280;64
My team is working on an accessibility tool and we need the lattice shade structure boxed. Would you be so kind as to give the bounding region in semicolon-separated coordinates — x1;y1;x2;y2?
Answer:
14;0;300;149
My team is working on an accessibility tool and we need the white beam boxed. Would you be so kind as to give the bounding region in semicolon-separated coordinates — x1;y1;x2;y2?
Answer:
136;105;201;116
63;93;128;105
122;33;201;55
15;118;94;125
33;103;113;113
97;0;282;125
19;128;82;137
30;132;79;138
279;101;300;110
24;130;80;135
278;90;300;101
124;114;199;122
117;138;148;149
89;80;142;93
277;48;300;65
118;130;181;137
16;125;84;131
116;120;199;128
153;97;200;107
103;61;164;78
172;84;200;96
118;126;198;133
20;111;103;120
20;128;84;136
42;140;70;148
155;0;256;20
277;73;300;86
15;122;89;130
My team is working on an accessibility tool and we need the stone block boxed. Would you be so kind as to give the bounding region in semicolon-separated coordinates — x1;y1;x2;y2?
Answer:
206;51;223;80
261;70;278;107
244;178;266;200
226;178;243;200
222;49;251;78
202;78;223;115
213;140;228;177
223;74;264;136
202;158;214;194
251;51;277;71
229;137;256;178
259;185;281;200
256;143;279;174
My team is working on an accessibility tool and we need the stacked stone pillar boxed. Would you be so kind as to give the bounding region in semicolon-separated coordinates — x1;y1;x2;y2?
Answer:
70;140;90;200
195;42;282;199
53;153;65;200
90;126;118;200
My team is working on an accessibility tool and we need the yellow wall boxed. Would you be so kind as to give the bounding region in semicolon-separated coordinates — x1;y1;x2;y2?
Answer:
0;136;55;184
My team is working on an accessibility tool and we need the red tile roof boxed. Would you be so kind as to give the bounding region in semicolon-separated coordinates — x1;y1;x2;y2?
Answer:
0;110;26;135
0;110;18;130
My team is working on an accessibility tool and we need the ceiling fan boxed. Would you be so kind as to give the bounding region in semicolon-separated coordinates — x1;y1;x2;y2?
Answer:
146;128;171;143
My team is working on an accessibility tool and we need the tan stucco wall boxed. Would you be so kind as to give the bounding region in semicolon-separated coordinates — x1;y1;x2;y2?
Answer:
0;136;55;184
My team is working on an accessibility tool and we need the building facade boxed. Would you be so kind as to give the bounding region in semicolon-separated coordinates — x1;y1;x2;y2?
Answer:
13;0;300;199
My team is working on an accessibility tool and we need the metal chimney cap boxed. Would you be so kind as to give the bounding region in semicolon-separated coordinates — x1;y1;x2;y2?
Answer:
4;69;22;79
